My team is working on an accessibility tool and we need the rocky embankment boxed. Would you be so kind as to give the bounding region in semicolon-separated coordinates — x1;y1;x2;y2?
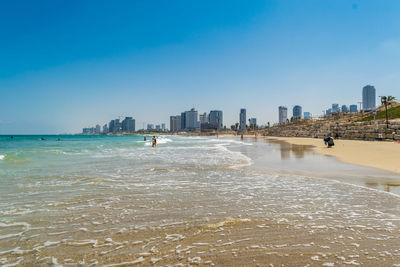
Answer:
261;119;400;141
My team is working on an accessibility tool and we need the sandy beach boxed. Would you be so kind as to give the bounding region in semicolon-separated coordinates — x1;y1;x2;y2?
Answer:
264;136;400;174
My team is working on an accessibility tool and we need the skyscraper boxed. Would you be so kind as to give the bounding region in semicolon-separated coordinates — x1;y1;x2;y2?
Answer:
109;120;115;133
278;106;288;124
170;116;177;132
175;115;181;131
208;110;223;129
239;108;246;130
185;108;200;130
293;105;302;118
341;105;349;112
121;117;135;133
161;123;166;131
181;112;186;130
362;85;376;111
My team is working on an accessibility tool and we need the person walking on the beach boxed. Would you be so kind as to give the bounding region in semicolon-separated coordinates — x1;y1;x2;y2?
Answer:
152;136;157;148
323;136;334;148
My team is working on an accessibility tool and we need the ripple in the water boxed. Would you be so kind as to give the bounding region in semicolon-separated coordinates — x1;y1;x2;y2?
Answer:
1;135;400;265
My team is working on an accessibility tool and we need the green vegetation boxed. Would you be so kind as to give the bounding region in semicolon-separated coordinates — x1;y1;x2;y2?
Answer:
360;104;400;121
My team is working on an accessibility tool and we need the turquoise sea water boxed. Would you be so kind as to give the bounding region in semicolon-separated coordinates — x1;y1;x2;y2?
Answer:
1;135;400;265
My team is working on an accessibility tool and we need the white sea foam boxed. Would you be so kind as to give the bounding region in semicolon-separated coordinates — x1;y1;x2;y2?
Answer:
0;155;4;160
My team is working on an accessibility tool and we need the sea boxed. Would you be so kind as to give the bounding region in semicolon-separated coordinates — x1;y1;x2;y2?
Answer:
1;135;400;265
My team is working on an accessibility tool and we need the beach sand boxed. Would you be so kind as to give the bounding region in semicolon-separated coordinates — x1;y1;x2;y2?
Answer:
264;137;400;174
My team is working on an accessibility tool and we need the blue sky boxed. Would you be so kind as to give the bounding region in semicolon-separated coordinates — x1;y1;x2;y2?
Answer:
1;0;400;134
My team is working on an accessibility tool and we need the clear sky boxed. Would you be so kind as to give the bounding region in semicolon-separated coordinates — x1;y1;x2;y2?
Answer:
1;0;400;134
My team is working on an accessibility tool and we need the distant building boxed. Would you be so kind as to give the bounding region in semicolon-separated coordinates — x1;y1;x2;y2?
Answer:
175;115;182;131
170;116;177;132
239;108;246;130
362;85;376;111
170;115;183;132
303;112;312;119
250;118;257;126
109;120;116;133
326;108;332;115
293;105;302;118
181;112;186;130
199;112;208;124
95;124;101;134
121;117;135;133
147;124;154;131
114;119;121;133
208;110;223;129
278;106;288;124
161;123;166;131
341;105;349;112
102;124;108;134
332;103;340;113
349;104;358;113
155;125;161;130
185;108;200;131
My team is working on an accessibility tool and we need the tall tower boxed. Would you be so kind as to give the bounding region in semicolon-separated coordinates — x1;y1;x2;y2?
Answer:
239;108;246;130
362;85;376;111
279;106;288;124
293;105;302;119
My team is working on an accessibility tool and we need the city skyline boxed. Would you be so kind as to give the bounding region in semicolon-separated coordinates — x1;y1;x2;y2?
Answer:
1;1;400;134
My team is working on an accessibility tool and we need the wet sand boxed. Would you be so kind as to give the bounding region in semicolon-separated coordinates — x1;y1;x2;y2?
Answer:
265;136;400;174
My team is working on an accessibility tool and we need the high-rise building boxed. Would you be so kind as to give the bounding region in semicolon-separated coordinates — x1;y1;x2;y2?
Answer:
114;119;121;133
121;117;135;133
362;85;376;111
208;110;223;129
181;112;186;130
102;124;108;133
303;112;312;119
199;112;208;124
155;125;161;130
109;120;115;133
341;105;349;112
239;108;246;130
170;116;177;132
332;104;340;113
161;123;166;131
278;106;288;124
175;115;181;131
293;105;302;118
249;118;257;126
349;104;358;113
147;124;154;131
185;108;200;130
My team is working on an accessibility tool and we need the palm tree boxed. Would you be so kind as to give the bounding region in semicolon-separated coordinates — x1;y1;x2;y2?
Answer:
387;96;396;102
235;122;239;131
